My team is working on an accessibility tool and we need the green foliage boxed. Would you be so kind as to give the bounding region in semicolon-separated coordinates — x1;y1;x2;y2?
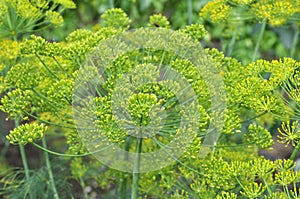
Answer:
0;165;72;199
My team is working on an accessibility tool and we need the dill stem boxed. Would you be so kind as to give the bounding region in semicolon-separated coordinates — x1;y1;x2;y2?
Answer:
131;138;142;199
187;0;193;25
289;143;300;161
226;27;237;57
19;144;33;199
290;24;299;59
118;177;127;199
42;137;59;199
119;137;131;199
252;19;266;62
108;0;114;8
262;177;271;196
79;177;89;199
35;53;60;80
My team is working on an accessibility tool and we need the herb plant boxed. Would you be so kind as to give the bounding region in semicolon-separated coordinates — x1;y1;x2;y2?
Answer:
0;1;300;199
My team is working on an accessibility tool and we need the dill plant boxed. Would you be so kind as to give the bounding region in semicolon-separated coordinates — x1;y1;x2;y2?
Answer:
0;2;300;199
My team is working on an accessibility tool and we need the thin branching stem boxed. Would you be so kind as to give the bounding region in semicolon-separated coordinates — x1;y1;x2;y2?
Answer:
262;177;271;196
187;0;193;25
252;19;267;62
42;137;59;199
79;177;89;199
131;138;142;199
32;142;113;157
226;27;237;57
35;53;60;80
241;111;267;123
119;137;131;199
290;24;299;59
289;143;300;161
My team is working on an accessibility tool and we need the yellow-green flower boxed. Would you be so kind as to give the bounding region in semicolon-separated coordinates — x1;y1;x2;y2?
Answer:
240;182;266;198
277;121;300;147
246;124;273;149
101;8;131;29
6;123;46;145
251;0;299;26
0;39;19;62
200;0;231;23
45;10;64;26
148;13;171;28
181;24;207;41
16;0;41;19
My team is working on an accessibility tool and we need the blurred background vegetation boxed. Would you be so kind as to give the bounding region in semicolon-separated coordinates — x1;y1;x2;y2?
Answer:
42;0;209;40
39;0;299;63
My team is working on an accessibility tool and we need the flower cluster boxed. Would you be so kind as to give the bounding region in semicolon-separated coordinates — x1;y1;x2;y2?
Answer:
180;24;207;41
21;35;62;57
148;13;171;28
0;39;19;63
277;120;300;147
139;153;298;198
200;0;230;23
251;0;299;26
0;89;33;120
45;11;64;27
5;63;42;89
128;93;162;126
101;8;131;29
6;123;46;145
246;124;273;149
240;182;266;198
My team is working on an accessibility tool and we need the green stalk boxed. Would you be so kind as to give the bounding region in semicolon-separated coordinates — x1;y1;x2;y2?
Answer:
42;137;59;199
262;177;271;196
187;0;193;25
79;177;89;199
131;138;142;199
284;185;292;199
118;176;127;199
19;143;33;199
32;142;114;157
289;143;300;161
35;54;60;80
119;137;131;199
226;27;237;57
290;24;299;59
226;8;241;57
252;19;267;62
108;0;114;8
